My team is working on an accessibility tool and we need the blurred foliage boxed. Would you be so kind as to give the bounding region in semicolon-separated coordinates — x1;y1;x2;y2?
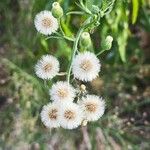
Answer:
0;0;150;149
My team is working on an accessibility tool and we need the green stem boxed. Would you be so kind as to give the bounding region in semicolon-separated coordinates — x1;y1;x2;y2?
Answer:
96;49;108;56
66;27;84;83
63;35;74;41
55;32;74;41
59;18;65;36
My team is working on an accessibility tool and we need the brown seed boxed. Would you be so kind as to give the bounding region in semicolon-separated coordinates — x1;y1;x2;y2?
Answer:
85;102;97;112
49;109;58;120
42;17;52;28
57;88;68;98
43;63;52;72
80;60;92;71
64;110;75;120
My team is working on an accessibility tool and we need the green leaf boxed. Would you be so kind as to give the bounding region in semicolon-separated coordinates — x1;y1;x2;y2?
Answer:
40;38;48;52
132;0;139;24
117;26;128;63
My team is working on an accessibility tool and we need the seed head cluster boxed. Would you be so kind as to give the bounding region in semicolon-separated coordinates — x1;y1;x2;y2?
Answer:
34;3;106;130
35;52;105;129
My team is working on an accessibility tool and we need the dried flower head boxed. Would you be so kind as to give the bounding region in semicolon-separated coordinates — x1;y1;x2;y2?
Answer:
41;102;60;128
35;55;59;80
59;102;83;129
49;81;76;102
79;95;105;121
72;52;101;82
34;10;58;35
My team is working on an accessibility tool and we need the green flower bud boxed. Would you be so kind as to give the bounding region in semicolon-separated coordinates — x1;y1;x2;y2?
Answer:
52;2;63;18
101;35;113;50
80;32;91;48
99;10;105;17
92;5;100;14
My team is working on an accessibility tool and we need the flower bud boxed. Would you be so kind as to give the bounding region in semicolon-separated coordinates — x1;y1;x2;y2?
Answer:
80;84;86;92
91;5;100;14
52;2;63;18
101;35;113;50
80;32;91;48
82;119;88;126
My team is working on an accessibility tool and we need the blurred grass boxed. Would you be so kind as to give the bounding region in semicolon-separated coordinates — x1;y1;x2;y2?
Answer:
0;0;150;149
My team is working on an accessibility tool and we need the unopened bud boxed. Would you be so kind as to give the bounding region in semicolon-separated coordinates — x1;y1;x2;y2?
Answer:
101;35;113;50
80;84;86;92
92;5;100;14
80;32;91;48
52;2;63;18
82;119;88;126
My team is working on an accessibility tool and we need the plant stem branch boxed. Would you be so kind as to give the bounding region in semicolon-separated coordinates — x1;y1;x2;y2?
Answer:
66;27;84;83
96;49;109;56
57;72;67;76
55;32;74;42
59;18;65;36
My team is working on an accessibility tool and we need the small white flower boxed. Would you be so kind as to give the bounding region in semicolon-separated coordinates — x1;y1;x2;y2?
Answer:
34;10;58;35
41;102;60;128
59;102;83;129
49;81;76;102
79;95;105;121
35;55;59;80
72;51;101;82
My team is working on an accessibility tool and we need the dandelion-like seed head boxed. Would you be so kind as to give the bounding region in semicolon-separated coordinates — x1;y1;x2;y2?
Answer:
35;55;59;80
50;81;76;102
41;102;60;128
79;95;105;122
72;51;101;82
34;10;58;35
59;102;83;129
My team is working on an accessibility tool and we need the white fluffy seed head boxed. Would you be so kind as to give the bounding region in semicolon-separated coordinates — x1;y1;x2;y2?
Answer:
72;51;101;82
79;95;105;122
49;81;76;102
40;102;60;128
34;10;58;35
35;55;60;80
58;102;83;129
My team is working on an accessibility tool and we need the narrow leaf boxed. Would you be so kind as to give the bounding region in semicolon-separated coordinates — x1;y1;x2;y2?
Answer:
132;0;139;24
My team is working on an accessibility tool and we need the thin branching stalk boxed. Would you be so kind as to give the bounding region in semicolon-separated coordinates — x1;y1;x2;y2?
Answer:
66;27;84;83
57;72;67;76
